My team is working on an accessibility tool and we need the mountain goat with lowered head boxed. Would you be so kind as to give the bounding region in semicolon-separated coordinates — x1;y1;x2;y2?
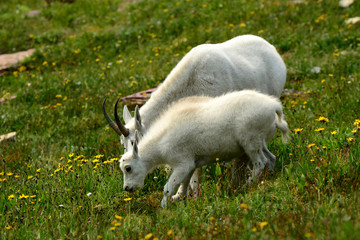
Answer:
119;90;290;207
103;35;287;194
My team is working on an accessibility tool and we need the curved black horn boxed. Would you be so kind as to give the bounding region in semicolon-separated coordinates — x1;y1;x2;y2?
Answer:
102;99;123;136
115;98;130;137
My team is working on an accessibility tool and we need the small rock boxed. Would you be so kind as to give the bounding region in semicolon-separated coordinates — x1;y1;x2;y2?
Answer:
345;17;360;24
339;0;354;8
311;66;321;74
0;132;16;142
0;49;36;71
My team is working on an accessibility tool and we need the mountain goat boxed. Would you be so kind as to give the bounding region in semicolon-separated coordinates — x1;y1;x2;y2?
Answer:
119;90;290;207
103;35;287;194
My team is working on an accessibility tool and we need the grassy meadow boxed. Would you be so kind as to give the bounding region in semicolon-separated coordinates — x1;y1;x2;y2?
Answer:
1;0;360;239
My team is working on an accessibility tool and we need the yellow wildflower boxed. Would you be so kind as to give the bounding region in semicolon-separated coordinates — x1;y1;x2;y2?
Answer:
308;143;315;148
124;198;132;201
19;194;29;199
260;221;268;229
331;130;337;135
8;194;15;200
95;154;104;159
28;175;33;180
347;137;353;142
167;230;173;236
115;215;123;220
240;23;246;27
315;128;325;132
240;203;248;211
6;172;13;176
294;128;303;134
316;116;329;122
5;225;12;230
109;227;115;231
144;233;153;240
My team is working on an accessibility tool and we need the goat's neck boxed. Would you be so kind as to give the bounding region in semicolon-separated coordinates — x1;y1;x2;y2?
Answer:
139;141;163;173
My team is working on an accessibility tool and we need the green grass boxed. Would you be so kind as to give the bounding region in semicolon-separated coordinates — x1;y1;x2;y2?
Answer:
1;0;359;239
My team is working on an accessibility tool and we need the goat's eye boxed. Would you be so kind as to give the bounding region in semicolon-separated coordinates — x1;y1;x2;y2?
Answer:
125;166;132;173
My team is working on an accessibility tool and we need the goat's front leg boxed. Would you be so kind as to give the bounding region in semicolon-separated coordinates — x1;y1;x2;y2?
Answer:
189;167;202;198
161;162;195;208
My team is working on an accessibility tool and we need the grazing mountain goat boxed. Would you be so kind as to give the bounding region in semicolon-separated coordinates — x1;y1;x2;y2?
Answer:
119;90;290;207
103;35;287;195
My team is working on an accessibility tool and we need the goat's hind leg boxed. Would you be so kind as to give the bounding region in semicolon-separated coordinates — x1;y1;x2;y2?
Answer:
244;148;268;187
263;143;276;171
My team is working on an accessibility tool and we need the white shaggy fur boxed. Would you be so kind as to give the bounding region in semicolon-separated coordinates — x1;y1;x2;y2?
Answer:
106;35;287;196
119;90;290;207
122;35;286;140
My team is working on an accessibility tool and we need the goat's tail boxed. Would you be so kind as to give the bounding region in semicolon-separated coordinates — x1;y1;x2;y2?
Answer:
275;107;290;144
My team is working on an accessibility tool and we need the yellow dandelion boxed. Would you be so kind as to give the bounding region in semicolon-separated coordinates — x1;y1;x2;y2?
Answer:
97;235;103;239
294;128;303;134
331;130;337;135
28;175;33;180
240;23;246;28
328;74;333;77
240;203;248;211
352;129;357;133
260;221;268;229
92;159;100;163
316;116;329;122
310;159;315;162
6;172;13;176
5;225;12;230
74;49;81;54
347;137;353;142
69;153;74;158
167;230;173;236
95;154;104;159
124;197;132;201
115;215;123;220
42;61;48;66
109;227;115;231
36;168;41;173
144;233;153;240
19;194;29;199
8;194;15;200
252;227;257;232
308;143;316;148
315;128;325;132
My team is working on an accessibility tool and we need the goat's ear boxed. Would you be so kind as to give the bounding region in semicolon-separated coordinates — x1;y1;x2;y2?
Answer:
123;105;132;124
133;138;139;159
134;130;141;143
134;105;144;132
